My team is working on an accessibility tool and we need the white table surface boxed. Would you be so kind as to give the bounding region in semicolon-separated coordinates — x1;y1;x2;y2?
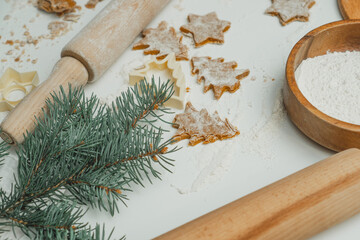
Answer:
1;0;359;239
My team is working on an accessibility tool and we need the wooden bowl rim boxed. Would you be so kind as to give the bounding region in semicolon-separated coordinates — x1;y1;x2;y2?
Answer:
286;20;360;132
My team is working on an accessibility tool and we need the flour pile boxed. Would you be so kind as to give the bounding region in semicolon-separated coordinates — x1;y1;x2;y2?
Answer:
296;51;360;125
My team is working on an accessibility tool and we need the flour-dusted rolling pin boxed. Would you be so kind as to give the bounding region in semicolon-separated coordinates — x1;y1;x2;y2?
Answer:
0;0;170;144
156;149;360;240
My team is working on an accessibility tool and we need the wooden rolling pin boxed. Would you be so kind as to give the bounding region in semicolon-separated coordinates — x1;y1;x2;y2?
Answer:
156;149;360;240
0;0;170;144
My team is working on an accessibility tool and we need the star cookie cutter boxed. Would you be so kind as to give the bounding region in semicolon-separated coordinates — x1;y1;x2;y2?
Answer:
0;68;40;112
129;53;186;109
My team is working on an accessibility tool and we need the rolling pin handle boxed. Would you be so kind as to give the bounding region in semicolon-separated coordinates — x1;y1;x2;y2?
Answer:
0;57;89;144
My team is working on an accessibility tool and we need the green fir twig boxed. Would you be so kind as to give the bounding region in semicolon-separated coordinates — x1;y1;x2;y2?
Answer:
0;78;177;239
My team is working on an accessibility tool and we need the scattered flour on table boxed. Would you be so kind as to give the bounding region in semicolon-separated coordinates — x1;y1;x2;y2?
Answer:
0;0;80;64
239;89;286;167
173;0;184;11
99;57;148;106
222;0;233;6
171;88;286;194
296;51;360;125
171;141;235;195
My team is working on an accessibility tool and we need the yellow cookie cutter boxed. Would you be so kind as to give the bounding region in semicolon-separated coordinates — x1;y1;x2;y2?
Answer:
0;68;39;112
129;53;186;109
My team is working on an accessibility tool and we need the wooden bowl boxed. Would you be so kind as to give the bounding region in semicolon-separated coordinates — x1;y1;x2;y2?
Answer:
284;20;360;152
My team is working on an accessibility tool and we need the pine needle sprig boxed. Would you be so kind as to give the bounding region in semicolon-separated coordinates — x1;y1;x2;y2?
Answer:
112;78;174;131
0;78;177;239
0;142;9;168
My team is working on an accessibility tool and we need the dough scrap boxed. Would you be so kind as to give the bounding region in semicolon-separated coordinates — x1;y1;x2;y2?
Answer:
133;21;189;61
265;0;316;26
37;0;77;14
172;102;240;146
85;0;103;9
191;56;249;100
48;21;69;39
180;12;231;47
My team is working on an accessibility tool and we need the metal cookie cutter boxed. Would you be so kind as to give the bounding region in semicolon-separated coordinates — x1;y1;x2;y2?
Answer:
0;68;39;112
129;53;186;109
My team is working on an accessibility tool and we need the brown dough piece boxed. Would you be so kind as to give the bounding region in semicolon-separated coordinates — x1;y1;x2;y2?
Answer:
48;21;69;39
85;0;103;9
172;102;240;146
180;12;231;48
37;0;77;14
133;21;189;61
265;0;316;26
191;56;250;100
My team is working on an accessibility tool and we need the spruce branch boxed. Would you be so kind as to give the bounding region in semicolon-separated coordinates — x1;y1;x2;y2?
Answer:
0;78;177;239
112;78;174;131
0;141;9;168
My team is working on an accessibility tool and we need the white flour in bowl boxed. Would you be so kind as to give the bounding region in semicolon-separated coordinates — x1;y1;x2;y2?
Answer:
295;51;360;125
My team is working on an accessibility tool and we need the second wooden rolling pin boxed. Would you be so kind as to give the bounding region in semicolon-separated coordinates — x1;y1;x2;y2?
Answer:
0;0;170;144
156;148;360;240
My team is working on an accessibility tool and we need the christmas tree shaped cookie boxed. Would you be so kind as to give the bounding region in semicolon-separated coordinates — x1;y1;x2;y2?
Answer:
133;21;189;61
172;102;240;146
265;0;316;26
180;12;231;47
191;56;249;100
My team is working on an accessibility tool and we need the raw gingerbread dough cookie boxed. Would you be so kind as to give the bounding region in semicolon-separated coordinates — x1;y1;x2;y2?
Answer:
133;21;189;61
191;56;250;100
180;12;231;47
172;102;240;146
265;0;316;26
37;0;77;14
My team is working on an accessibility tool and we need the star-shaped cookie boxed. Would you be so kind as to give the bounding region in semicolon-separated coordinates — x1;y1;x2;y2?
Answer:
191;56;250;100
180;12;231;48
133;21;189;61
172;102;240;146
265;0;316;26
